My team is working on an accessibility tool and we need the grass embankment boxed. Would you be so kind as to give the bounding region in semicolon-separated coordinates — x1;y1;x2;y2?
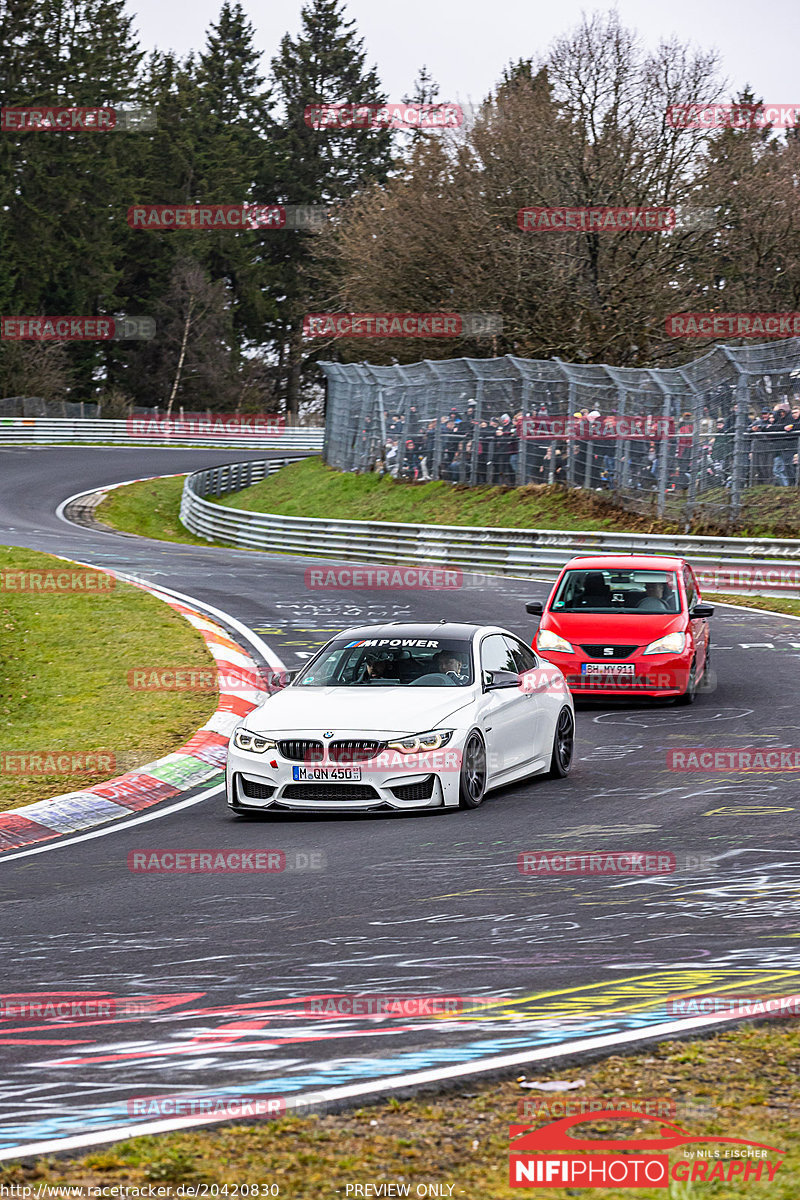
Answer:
99;457;800;540
97;477;213;546
218;458;685;532
2;1023;797;1198
0;546;216;810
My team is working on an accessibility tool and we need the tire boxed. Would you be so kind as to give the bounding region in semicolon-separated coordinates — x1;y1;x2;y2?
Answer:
458;731;487;809
678;658;698;705
548;706;575;777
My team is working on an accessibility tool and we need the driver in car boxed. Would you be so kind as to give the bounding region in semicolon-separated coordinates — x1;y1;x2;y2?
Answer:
360;652;389;682
435;650;467;683
636;580;670;612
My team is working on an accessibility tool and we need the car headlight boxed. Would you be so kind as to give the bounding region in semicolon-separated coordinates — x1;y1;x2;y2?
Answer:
232;728;277;753
536;629;574;654
386;729;454;754
642;632;686;655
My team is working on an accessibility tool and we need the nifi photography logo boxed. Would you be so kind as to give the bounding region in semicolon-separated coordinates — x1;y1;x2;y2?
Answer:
509;1109;783;1189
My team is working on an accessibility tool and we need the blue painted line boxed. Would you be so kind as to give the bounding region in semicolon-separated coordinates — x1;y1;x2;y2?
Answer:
0;1007;666;1149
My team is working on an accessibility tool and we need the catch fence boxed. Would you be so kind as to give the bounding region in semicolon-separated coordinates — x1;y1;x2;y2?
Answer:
319;340;800;526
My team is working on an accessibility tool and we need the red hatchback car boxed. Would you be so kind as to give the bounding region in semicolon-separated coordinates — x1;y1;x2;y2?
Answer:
526;555;714;703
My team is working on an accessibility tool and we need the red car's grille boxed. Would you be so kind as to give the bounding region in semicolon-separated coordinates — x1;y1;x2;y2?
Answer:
579;644;637;659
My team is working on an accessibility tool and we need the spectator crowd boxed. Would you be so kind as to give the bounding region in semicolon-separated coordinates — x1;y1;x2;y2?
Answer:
364;394;800;495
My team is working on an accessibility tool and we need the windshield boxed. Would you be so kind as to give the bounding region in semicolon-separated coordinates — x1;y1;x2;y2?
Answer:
295;636;474;687
550;569;682;614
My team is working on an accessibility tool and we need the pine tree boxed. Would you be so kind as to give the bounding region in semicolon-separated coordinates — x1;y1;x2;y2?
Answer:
0;0;143;397
264;0;394;418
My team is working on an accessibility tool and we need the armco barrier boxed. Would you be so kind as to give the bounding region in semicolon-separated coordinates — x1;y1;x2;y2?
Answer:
0;417;324;450
179;458;800;595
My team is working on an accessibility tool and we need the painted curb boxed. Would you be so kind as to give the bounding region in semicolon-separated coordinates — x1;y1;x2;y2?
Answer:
0;576;269;854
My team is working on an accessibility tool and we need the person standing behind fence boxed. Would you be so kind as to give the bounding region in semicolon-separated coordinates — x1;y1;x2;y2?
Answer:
493;413;516;485
784;402;800;485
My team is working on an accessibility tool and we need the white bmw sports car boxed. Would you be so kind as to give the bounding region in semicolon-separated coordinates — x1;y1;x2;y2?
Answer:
226;622;575;814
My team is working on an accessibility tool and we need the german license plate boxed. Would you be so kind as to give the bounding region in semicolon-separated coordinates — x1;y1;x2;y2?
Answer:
581;662;636;675
292;766;362;781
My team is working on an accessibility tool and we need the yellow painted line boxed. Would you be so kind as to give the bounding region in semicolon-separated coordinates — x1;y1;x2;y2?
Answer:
436;968;800;1021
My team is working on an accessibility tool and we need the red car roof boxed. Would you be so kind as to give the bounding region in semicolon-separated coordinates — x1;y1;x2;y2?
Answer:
561;555;687;571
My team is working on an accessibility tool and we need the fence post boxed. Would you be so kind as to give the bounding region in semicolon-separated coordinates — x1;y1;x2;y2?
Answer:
470;378;484;486
720;349;748;525
519;378;530;484
614;389;626;493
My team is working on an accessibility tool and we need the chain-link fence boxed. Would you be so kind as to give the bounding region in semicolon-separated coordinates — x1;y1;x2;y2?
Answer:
319;340;800;527
0;397;161;418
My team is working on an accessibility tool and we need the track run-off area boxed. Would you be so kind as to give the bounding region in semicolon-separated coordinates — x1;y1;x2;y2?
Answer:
0;446;799;1159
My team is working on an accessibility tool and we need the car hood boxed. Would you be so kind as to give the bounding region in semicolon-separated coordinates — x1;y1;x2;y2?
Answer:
542;612;686;644
245;686;476;735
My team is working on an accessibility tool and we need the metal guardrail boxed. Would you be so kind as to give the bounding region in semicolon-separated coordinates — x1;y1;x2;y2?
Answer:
180;458;800;595
0;417;325;449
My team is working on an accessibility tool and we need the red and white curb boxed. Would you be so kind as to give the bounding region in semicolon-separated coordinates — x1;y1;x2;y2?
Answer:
0;572;279;854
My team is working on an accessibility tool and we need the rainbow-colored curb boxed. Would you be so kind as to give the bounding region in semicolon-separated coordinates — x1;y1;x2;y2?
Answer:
0;587;266;853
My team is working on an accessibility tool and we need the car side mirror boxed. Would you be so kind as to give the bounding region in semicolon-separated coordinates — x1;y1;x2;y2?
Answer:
525;601;543;616
690;604;715;619
267;669;297;689
484;669;521;691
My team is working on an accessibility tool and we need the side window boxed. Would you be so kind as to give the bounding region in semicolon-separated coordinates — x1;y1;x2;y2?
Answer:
683;568;697;610
505;636;537;674
480;634;516;675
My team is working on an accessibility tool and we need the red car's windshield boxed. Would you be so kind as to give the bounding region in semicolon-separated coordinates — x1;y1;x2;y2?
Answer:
550;569;682;615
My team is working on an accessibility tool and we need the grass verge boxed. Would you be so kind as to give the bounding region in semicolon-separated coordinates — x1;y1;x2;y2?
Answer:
98;457;800;542
0;545;216;810
1;1022;797;1198
217;458;685;533
96;477;214;546
705;592;800;619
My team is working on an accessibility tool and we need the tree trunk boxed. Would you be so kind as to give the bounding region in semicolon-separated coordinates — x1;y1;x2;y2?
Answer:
284;321;303;425
166;296;195;418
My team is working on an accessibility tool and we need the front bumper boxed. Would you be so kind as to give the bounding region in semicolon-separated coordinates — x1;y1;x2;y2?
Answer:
539;652;692;698
226;744;461;812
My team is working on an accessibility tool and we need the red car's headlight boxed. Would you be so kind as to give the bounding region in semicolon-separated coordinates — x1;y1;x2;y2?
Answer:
536;629;575;654
642;632;686;655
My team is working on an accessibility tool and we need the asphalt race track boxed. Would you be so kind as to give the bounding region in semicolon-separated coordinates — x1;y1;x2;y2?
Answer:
1;446;799;1157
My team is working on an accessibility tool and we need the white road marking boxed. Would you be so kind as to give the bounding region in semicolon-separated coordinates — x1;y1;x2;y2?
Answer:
0;786;225;864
